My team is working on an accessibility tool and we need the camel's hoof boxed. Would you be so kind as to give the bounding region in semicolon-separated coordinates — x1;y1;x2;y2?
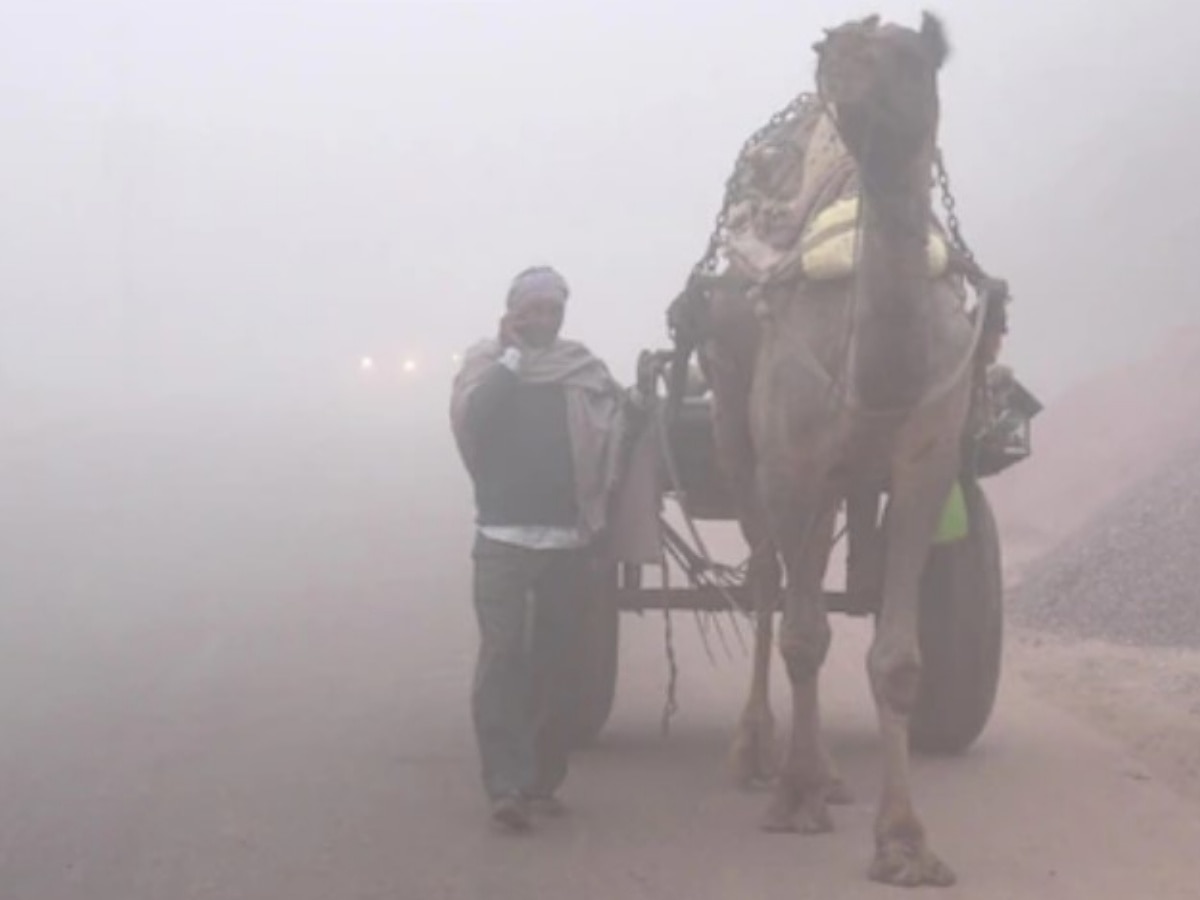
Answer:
797;796;834;835
759;787;833;835
825;777;854;806
824;777;855;806
760;808;796;833
869;839;957;888
760;784;799;833
730;721;779;790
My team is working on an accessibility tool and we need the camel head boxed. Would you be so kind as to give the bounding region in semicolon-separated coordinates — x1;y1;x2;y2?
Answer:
814;12;949;180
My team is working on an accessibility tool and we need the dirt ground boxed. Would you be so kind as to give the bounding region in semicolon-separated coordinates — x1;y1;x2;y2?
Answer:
1010;627;1200;808
987;327;1200;814
4;407;1200;898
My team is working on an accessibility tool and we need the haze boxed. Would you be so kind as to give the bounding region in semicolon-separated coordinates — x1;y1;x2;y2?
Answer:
4;4;1200;898
3;0;1197;425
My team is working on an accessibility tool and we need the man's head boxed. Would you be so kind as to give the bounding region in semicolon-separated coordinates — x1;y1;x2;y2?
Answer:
505;266;569;349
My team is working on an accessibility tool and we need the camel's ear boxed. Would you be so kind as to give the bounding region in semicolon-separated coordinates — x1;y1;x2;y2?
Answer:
920;11;950;68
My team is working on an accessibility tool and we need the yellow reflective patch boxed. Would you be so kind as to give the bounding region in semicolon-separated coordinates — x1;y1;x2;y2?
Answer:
934;481;969;545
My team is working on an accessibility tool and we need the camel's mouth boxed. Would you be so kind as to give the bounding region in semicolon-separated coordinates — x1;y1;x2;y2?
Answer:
818;67;940;167
813;14;947;166
823;97;908;162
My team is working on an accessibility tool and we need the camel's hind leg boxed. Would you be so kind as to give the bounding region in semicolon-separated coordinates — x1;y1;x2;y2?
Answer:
845;488;884;615
729;538;782;788
866;450;959;888
708;365;782;788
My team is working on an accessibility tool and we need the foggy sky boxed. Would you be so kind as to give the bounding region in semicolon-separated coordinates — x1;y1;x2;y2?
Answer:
3;0;1197;417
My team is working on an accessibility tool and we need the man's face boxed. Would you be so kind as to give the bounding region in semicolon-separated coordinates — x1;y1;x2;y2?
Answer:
510;296;565;349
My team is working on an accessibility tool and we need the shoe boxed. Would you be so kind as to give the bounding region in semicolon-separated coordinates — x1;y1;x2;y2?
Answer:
490;794;532;832
523;794;568;818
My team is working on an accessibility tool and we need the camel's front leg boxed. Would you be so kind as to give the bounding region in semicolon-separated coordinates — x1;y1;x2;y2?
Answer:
759;480;843;834
867;450;959;888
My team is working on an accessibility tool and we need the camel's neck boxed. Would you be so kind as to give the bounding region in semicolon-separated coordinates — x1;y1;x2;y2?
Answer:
850;156;935;410
862;165;931;246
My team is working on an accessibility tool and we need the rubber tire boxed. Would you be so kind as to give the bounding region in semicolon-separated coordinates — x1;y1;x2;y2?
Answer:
910;480;1004;755
569;564;621;748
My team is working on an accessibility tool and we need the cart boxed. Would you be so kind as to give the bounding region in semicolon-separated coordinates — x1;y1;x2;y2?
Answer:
571;352;1042;755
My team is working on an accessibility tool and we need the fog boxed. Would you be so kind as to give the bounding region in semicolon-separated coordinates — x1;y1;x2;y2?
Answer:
3;0;1198;427
3;4;1200;897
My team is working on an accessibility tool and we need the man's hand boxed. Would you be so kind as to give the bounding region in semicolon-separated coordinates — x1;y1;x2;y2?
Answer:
498;312;530;351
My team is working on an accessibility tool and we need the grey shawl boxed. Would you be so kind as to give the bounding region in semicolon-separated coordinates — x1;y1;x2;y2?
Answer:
450;338;628;542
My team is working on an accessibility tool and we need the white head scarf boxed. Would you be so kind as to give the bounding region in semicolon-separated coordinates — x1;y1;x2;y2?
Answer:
506;266;570;310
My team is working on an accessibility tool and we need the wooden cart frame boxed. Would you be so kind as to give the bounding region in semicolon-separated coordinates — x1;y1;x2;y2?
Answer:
571;350;1041;755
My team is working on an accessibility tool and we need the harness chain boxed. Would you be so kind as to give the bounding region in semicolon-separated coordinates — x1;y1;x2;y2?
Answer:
668;92;818;348
691;92;818;280
934;149;976;263
676;94;977;320
657;94;991;727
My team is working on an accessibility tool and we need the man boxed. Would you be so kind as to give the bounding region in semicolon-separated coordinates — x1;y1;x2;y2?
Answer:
450;266;628;832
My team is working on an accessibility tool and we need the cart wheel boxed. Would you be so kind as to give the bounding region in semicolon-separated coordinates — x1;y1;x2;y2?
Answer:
569;563;622;748
911;480;1004;755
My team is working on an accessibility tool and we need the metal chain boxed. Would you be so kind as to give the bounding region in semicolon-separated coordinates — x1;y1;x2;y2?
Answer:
690;98;972;279
690;92;819;281
934;149;975;263
934;146;1005;452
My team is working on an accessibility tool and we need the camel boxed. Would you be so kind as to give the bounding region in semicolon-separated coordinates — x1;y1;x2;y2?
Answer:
687;13;974;887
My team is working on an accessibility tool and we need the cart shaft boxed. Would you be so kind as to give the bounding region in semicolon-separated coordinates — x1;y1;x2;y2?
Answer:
615;587;871;617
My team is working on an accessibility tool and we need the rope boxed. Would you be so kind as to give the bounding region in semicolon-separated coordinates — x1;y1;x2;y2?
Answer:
660;549;679;736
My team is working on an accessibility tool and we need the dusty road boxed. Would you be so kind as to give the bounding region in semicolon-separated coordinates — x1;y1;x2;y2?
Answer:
3;409;1200;899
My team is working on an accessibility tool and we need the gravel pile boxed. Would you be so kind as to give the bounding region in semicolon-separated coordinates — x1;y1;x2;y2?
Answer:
1011;441;1200;649
991;328;1200;582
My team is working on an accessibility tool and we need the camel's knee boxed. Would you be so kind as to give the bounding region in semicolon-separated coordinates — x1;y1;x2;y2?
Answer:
779;617;832;684
868;642;923;716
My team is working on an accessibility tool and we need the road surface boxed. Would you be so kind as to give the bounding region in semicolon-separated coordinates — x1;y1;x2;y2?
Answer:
2;411;1199;899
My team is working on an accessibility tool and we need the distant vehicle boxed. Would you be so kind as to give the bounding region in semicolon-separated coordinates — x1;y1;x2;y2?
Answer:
356;351;461;381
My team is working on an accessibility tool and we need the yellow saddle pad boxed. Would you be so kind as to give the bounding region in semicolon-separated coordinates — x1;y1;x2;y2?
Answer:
800;196;949;281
